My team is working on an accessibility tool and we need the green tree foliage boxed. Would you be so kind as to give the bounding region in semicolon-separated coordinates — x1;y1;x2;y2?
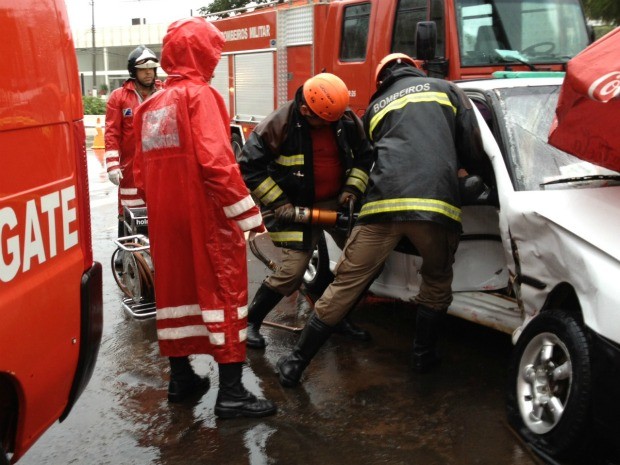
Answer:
82;96;107;115
198;0;272;19
583;0;620;25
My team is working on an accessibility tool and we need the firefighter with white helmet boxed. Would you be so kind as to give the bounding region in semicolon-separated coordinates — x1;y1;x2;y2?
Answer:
237;73;374;349
276;53;493;387
104;45;162;240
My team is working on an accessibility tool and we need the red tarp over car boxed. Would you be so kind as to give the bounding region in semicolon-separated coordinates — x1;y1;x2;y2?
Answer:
548;27;620;171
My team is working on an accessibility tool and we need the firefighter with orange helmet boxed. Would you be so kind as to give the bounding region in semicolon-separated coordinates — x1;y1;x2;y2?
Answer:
237;73;373;349
276;53;492;388
104;45;162;240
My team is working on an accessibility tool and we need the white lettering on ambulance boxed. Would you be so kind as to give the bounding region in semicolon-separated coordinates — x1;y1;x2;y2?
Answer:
0;185;78;283
23;199;46;272
0;208;20;282
62;186;78;250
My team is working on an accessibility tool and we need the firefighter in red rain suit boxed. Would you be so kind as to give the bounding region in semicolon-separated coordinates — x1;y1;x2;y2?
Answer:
133;17;276;418
104;45;162;238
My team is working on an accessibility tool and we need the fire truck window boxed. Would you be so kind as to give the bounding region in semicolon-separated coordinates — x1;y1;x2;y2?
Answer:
340;3;371;61
392;0;427;58
430;0;446;57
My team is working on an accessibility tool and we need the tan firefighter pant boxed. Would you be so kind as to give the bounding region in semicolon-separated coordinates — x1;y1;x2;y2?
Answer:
265;198;347;296
314;221;460;326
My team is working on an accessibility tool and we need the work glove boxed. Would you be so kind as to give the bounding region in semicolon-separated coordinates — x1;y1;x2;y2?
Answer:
338;191;357;207
274;203;295;223
108;168;123;186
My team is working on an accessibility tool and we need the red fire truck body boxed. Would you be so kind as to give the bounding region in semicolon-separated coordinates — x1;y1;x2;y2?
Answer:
211;0;590;144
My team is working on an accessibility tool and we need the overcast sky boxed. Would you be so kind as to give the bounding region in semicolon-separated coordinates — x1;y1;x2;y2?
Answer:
65;0;210;30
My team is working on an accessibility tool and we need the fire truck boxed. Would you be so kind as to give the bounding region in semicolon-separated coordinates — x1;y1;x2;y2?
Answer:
209;0;591;147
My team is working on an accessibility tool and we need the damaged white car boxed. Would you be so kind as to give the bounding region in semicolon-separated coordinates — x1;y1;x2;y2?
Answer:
307;75;620;458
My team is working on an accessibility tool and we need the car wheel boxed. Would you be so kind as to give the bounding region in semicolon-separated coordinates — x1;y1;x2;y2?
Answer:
232;133;243;160
303;232;334;299
506;309;591;457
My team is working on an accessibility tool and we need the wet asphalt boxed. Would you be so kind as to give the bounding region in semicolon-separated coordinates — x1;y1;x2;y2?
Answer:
18;148;551;465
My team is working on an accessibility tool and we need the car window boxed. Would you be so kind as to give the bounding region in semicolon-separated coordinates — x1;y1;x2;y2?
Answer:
494;85;620;191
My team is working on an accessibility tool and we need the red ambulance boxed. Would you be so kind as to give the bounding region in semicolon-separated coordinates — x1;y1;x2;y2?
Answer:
0;0;103;462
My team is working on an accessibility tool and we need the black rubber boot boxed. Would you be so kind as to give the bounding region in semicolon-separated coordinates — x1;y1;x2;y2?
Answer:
214;363;277;419
247;284;284;349
277;313;333;387
167;356;210;403
412;305;445;373
333;315;371;341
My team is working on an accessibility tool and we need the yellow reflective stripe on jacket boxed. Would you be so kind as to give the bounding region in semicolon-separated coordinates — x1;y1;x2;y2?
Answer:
260;184;284;206
359;198;461;222
269;231;304;243
368;92;456;140
346;168;369;192
275;154;304;166
252;177;284;206
253;177;277;199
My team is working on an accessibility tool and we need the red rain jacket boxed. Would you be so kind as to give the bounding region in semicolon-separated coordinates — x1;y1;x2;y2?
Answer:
105;78;162;214
133;17;263;362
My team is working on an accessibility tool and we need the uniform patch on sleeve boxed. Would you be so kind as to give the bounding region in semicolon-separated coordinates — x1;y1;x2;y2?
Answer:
123;108;133;117
141;104;180;151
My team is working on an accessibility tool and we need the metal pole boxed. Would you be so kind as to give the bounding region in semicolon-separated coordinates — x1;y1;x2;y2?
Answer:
91;0;97;93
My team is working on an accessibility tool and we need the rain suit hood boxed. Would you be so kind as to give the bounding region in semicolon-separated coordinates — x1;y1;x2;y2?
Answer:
161;17;224;83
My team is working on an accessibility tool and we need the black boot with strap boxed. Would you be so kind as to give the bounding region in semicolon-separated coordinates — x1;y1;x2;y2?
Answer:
412;305;446;373
276;313;333;387
247;284;284;349
214;363;277;418
168;356;210;403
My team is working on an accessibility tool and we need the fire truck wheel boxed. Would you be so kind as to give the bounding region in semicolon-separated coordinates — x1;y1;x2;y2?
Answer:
232;133;243;159
506;309;591;458
303;233;333;299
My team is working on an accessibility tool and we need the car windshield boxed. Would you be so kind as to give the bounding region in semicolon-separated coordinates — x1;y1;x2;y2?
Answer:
457;0;589;66
494;84;620;192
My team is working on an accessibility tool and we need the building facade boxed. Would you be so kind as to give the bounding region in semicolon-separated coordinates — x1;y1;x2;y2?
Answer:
73;22;167;96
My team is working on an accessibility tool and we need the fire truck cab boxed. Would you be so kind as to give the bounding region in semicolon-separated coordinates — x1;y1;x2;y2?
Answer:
210;0;590;143
0;0;103;463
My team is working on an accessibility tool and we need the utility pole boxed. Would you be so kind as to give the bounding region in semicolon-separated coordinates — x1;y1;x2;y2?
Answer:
91;0;97;94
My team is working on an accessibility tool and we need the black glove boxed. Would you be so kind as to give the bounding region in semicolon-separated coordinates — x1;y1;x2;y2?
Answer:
274;203;295;223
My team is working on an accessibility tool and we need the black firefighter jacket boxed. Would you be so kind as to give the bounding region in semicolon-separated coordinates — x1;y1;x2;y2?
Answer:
238;88;373;250
360;66;491;232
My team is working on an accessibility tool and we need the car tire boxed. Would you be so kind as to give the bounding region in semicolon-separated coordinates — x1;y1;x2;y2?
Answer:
506;309;591;458
302;232;334;300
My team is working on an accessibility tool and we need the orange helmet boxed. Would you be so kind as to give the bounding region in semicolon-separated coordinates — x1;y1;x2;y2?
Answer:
374;53;417;89
302;73;350;122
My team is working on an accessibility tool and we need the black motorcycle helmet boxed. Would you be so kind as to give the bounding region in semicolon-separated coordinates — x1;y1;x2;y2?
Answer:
127;45;159;78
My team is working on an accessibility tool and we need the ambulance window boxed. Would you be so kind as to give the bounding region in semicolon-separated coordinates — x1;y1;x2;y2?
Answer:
340;3;371;61
392;0;427;58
